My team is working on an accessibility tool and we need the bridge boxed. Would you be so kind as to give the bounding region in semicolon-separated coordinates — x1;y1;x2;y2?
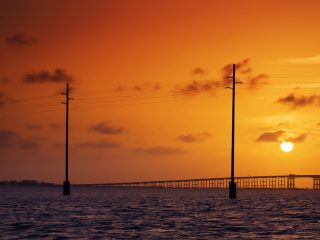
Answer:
93;175;320;190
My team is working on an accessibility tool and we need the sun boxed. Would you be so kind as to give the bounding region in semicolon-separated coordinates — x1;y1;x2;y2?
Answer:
280;141;294;153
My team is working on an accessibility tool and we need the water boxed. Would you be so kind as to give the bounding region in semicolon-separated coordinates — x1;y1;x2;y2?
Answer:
0;187;319;239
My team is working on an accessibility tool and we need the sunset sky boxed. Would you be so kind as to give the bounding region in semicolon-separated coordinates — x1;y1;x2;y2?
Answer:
1;0;320;184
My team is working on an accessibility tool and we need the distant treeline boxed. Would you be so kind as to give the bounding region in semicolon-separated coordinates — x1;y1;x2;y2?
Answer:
0;180;57;186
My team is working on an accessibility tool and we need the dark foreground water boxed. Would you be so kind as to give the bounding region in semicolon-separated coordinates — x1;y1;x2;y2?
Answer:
0;187;319;239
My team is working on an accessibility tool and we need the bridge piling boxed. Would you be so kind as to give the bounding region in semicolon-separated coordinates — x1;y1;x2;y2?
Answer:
313;178;320;190
287;177;295;189
103;175;320;190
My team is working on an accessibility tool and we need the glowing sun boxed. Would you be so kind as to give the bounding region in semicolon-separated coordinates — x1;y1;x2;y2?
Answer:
280;141;294;153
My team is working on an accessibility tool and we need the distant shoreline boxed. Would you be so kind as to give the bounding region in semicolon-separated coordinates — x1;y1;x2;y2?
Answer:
0;180;58;187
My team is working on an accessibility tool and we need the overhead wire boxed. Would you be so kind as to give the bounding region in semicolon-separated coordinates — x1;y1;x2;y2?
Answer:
4;73;319;100
1;108;64;119
1;73;320;117
3;86;320;114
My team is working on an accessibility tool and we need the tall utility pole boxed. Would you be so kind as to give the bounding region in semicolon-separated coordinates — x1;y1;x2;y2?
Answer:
62;80;72;195
228;63;240;199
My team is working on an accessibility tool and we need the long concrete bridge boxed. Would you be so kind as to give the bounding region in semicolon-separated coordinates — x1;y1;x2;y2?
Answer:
92;175;320;190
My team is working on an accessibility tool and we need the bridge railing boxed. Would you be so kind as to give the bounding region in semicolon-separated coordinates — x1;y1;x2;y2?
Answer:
98;175;320;190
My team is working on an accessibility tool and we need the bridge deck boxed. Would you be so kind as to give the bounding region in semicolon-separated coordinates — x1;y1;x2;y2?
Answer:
88;175;320;190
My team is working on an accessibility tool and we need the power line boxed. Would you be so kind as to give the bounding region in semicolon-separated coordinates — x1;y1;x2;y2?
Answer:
3;88;320;116
1;102;61;112
1;108;64;118
1;94;222;118
10;94;60;102
2;78;320;117
3;78;320;104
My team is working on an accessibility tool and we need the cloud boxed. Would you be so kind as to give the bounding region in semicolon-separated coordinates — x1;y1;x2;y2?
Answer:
256;130;285;142
221;58;251;81
177;80;221;96
277;93;320;109
6;32;36;46
247;74;269;88
77;139;121;149
192;67;206;75
0;130;39;149
23;68;72;83
178;58;268;96
115;83;161;92
89;122;123;135
256;130;308;143
133;84;145;91
177;132;212;143
133;146;185;156
114;86;127;92
26;124;42;130
282;55;320;65
285;133;308;143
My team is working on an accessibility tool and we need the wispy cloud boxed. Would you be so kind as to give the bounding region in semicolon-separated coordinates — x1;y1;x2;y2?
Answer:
277;93;320;109
89;122;123;135
247;74;269;88
192;67;206;75
256;130;285;142
177;58;269;96
6;32;36;46
221;58;251;83
23;68;72;84
177;80;221;96
115;83;161;92
282;55;320;64
0;130;39;149
256;130;308;143
177;132;212;143
133;146;185;156
77;139;121;149
286;133;308;143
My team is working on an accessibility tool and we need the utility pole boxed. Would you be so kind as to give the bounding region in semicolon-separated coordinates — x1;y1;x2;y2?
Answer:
226;63;241;199
62;80;72;195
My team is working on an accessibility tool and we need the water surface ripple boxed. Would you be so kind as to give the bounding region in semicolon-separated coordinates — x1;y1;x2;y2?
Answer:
0;187;319;239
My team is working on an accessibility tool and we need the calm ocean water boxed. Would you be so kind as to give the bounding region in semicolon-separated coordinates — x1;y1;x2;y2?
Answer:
0;187;319;239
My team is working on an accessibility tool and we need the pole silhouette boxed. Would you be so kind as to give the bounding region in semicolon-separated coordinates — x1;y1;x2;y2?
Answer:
229;63;237;199
62;80;72;195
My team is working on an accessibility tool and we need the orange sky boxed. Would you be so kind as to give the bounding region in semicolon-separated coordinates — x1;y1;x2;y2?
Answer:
1;0;320;184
